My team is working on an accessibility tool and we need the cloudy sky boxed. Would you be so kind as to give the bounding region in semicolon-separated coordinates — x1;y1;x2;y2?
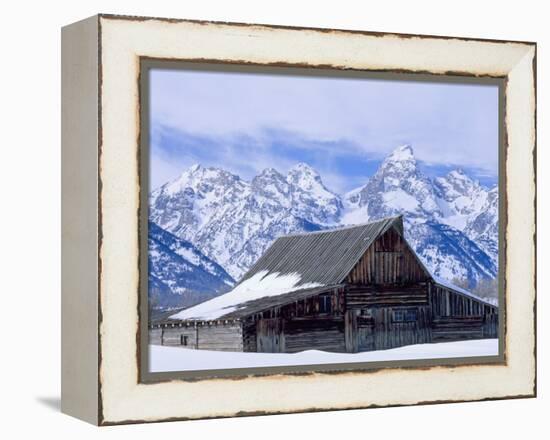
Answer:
148;67;499;193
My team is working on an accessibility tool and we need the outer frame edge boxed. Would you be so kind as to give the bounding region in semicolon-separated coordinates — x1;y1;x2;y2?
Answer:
61;14;101;426
95;16;537;425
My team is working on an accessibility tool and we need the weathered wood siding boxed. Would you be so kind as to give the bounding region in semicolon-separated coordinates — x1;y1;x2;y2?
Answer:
195;323;244;351
430;283;498;340
149;328;163;345
241;287;347;353
483;314;499;338
256;318;284;353
357;315;375;351
284;317;345;353
149;322;244;351
245;288;345;321
343;306;432;352
156;326;199;348
242;319;257;352
345;284;428;308
346;227;429;285
370;306;432;350
344;310;359;352
431;316;485;342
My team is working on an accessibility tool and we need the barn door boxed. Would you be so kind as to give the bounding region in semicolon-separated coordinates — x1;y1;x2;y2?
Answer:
357;315;375;351
256;318;283;353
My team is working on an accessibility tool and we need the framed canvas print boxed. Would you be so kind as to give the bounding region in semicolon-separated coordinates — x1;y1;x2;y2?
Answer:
61;14;536;425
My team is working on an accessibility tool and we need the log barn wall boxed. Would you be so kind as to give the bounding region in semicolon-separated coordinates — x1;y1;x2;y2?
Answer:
241;287;347;353
430;283;498;341
283;317;345;353
370;306;432;350
149;322;243;351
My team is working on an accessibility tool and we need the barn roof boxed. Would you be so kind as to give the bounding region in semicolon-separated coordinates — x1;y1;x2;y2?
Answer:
240;215;403;286
169;216;402;321
432;277;498;308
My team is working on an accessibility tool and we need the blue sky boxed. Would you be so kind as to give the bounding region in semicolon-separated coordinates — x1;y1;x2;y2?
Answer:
148;68;499;193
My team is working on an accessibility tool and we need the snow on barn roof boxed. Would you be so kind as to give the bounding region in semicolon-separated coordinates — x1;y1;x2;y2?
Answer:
170;272;340;321
170;270;327;320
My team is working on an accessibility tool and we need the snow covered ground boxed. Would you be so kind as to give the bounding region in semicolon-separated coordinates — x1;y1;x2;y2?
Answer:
149;338;498;373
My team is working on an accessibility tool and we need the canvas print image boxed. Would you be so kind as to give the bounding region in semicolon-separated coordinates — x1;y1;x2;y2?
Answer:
145;66;500;373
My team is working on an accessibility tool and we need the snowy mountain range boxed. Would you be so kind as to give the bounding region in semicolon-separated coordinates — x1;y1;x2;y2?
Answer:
149;144;498;309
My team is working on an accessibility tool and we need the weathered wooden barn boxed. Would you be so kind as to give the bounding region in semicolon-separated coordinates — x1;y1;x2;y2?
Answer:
149;216;498;353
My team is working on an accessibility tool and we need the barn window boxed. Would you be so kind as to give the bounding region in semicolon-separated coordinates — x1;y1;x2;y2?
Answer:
393;309;418;322
361;309;373;318
180;335;188;346
319;295;332;313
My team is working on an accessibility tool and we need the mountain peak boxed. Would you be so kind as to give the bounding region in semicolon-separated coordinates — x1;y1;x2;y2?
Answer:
443;168;479;190
171;163;205;183
287;162;323;185
155;163;242;198
258;167;285;179
375;144;419;179
447;168;468;179
387;144;415;161
289;162;319;175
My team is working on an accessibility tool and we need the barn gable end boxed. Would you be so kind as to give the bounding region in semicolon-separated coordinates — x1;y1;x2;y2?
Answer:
345;223;430;285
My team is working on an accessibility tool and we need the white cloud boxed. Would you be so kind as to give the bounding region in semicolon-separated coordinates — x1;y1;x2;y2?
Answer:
148;67;499;190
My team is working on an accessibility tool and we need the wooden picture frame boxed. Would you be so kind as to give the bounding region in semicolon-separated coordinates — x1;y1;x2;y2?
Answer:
61;14;536;425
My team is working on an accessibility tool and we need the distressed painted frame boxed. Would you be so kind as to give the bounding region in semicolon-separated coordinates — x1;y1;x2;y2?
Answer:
61;14;536;425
